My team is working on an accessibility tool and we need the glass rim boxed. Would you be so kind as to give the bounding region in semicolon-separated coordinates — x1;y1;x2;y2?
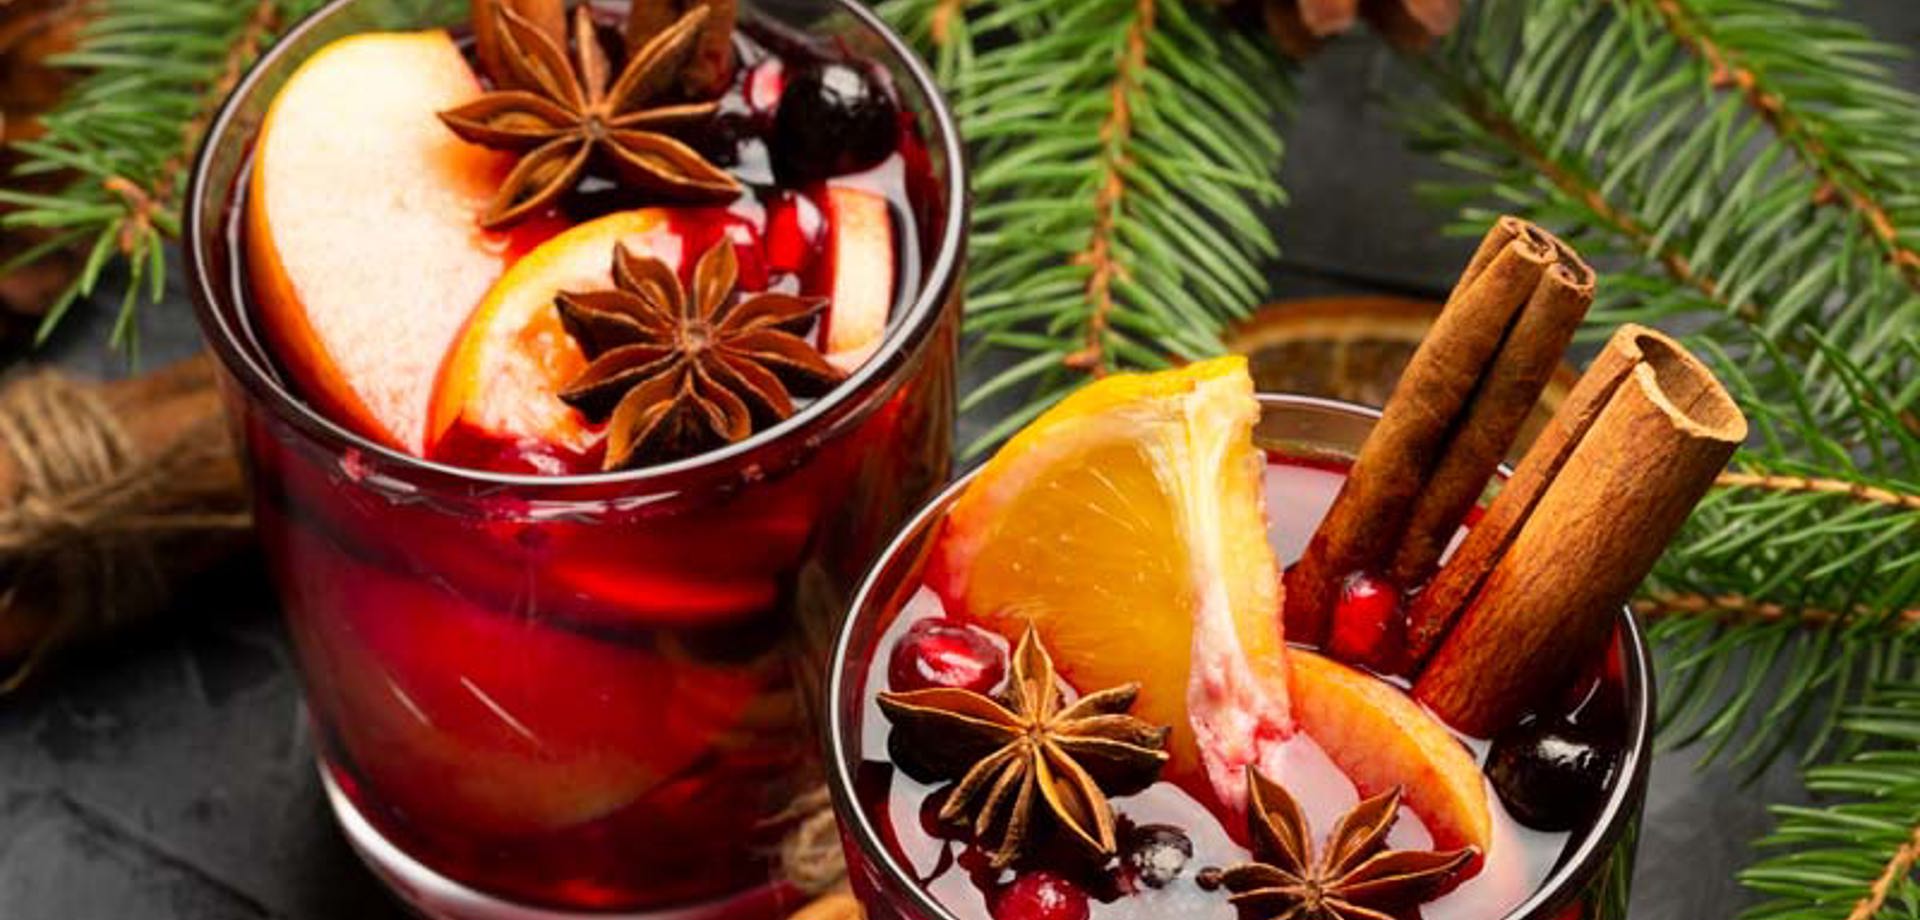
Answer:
824;392;1656;920
184;0;970;490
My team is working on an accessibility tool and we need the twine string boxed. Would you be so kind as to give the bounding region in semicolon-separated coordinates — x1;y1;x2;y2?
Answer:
0;370;249;689
775;785;848;895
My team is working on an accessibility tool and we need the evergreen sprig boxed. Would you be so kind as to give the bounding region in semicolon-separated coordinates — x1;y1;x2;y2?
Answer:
1407;2;1920;914
1405;0;1920;770
1740;683;1920;920
879;0;1293;452
0;0;325;354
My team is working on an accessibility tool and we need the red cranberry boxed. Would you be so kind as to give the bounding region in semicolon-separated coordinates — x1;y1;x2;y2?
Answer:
1123;824;1192;889
994;871;1090;920
766;191;825;275
887;619;1006;694
1487;714;1617;831
1326;571;1405;672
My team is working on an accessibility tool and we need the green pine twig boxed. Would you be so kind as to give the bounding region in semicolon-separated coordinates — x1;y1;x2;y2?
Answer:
1740;683;1920;920
879;0;1293;454
0;0;327;354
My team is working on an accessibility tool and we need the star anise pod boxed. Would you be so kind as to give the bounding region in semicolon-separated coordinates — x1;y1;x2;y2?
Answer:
555;238;843;469
439;2;741;228
1218;766;1476;920
877;625;1171;868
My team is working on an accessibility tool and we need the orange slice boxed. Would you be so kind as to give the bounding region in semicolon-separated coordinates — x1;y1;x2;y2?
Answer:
1224;296;1576;457
1290;649;1492;853
928;357;1290;806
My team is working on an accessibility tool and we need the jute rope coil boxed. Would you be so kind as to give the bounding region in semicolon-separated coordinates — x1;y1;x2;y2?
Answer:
776;785;848;895
0;366;250;689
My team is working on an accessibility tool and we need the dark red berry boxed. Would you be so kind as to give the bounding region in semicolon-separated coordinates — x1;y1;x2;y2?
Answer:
773;61;899;183
888;618;1006;694
766;191;825;275
1123;824;1192;889
1326;571;1406;673
1487;715;1618;831
994;871;1090;920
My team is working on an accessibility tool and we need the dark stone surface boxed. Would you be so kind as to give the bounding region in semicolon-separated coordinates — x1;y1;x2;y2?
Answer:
7;1;1914;917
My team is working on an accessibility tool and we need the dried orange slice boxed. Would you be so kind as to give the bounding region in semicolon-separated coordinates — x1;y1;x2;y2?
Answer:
928;357;1290;803
1225;296;1575;456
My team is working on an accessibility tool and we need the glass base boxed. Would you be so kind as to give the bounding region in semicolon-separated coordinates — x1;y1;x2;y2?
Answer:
321;768;797;920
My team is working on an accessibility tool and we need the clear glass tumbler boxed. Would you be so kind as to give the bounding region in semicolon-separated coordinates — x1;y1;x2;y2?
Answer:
825;396;1652;920
183;1;967;917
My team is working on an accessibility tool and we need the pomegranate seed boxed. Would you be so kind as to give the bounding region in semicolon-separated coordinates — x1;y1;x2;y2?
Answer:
994;871;1090;920
887;619;1006;694
1326;571;1406;673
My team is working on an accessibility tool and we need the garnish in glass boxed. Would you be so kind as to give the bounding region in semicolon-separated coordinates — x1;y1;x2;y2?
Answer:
877;624;1171;868
1216;765;1475;920
440;2;741;228
556;238;842;469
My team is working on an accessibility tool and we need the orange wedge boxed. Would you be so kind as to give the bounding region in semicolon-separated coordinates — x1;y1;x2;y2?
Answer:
928;357;1291;806
1289;649;1492;853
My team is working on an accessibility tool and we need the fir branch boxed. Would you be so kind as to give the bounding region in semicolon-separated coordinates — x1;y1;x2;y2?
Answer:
1410;0;1920;438
0;0;327;353
879;0;1293;453
1740;683;1920;920
1639;0;1920;295
1407;0;1920;773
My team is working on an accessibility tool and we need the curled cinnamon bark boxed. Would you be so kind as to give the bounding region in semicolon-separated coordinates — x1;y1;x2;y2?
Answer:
1283;217;1593;670
1409;325;1746;736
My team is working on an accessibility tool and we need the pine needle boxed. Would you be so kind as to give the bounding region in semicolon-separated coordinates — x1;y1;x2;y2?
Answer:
878;0;1292;455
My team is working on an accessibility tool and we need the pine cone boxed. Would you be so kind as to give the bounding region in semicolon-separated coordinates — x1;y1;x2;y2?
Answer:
1261;0;1461;58
0;0;89;325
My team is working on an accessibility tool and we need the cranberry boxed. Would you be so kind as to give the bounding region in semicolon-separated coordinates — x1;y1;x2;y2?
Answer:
772;60;899;183
1123;824;1192;889
1326;571;1406;673
766;191;825;275
994;871;1090;920
1487;714;1617;831
887;618;1006;694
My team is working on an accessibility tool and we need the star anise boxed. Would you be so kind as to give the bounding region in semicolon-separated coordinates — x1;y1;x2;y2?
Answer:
877;625;1171;868
555;238;843;469
1218;766;1476;920
439;2;741;228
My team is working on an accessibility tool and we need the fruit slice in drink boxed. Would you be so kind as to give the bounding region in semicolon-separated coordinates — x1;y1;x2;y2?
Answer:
427;208;685;470
246;31;557;453
927;356;1291;805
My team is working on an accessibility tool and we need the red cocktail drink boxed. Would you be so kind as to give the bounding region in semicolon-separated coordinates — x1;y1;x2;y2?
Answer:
185;0;966;916
827;393;1651;920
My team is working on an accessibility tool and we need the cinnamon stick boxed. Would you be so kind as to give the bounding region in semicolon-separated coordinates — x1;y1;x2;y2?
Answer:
1410;325;1745;736
1283;217;1593;668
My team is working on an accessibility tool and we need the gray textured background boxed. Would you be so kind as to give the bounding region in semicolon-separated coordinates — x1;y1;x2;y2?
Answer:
4;2;1916;916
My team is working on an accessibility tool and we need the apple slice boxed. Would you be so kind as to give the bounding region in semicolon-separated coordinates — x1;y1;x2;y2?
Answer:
819;184;896;372
426;209;685;468
246;31;546;454
1289;648;1492;854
